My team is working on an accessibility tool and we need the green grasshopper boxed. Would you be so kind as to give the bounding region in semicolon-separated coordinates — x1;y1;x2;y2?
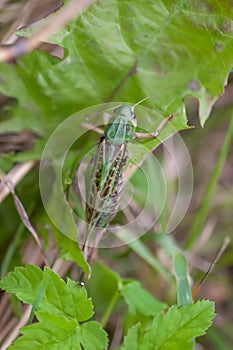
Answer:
82;103;175;263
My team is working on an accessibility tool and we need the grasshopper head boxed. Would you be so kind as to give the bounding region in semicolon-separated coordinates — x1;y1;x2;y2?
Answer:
114;103;137;127
104;104;137;145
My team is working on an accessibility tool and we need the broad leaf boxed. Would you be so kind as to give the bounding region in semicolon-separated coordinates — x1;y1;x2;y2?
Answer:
86;262;120;315
143;301;215;349
120;300;215;350
1;0;232;144
8;313;108;350
0;264;93;322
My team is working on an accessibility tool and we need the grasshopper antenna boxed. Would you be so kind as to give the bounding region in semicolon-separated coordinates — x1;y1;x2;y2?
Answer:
132;84;182;110
132;96;150;109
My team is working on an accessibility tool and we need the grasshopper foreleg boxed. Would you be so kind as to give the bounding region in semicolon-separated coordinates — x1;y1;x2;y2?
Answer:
81;112;111;135
81;122;104;135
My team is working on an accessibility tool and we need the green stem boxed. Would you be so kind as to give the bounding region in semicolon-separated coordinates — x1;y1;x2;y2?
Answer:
185;115;233;250
101;290;119;328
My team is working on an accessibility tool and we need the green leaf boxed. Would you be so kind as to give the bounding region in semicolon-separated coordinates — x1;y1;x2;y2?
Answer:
122;324;141;350
40;163;79;241
121;280;167;316
8;313;108;350
86;262;120;316
1;265;108;349
0;264;43;304
76;321;109;350
120;300;215;350
142;300;215;350
1;0;232;140
0;264;93;322
54;229;91;278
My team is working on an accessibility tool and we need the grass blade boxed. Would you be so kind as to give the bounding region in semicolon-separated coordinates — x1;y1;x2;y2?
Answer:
185;115;233;249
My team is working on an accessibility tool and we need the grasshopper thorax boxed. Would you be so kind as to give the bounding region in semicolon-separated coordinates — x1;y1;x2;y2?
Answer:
104;103;137;145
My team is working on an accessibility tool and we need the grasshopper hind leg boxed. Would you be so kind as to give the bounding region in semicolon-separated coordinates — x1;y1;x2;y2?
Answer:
134;113;177;140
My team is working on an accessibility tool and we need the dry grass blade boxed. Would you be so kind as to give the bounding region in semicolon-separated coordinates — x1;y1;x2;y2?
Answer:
0;161;35;202
192;236;231;298
1;305;32;350
0;0;95;61
0;170;48;266
0;0;63;45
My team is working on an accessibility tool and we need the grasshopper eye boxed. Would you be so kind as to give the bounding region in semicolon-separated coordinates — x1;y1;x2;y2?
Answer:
131;106;136;119
130;106;136;118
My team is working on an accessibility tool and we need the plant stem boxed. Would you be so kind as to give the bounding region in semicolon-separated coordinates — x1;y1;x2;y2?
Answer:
101;290;119;328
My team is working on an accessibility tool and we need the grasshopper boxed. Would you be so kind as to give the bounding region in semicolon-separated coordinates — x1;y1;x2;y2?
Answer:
81;103;176;263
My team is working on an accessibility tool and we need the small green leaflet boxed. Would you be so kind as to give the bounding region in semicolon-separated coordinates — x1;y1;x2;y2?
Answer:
0;264;93;321
0;264;108;349
121;280;167;316
8;314;108;350
53;229;91;277
121;300;215;350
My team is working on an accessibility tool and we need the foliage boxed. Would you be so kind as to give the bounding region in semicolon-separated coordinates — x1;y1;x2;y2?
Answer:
121;301;215;350
1;0;233;349
0;265;215;349
0;264;108;350
1;0;233;144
